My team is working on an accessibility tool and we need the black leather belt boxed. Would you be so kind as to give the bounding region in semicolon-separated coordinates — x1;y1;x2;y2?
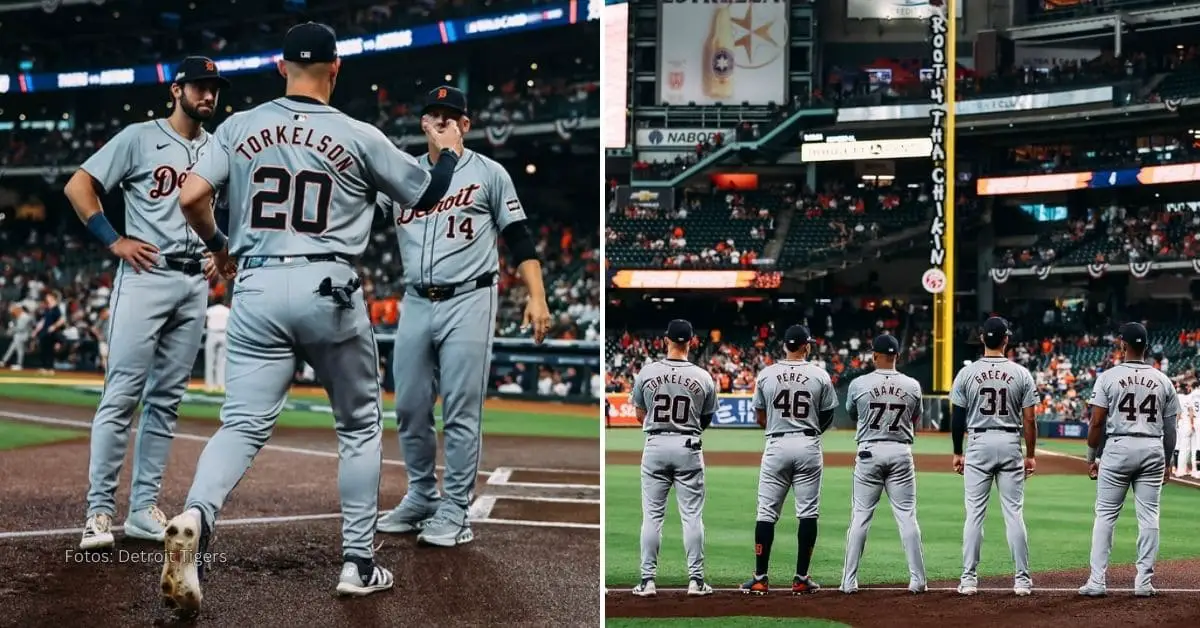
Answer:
970;427;1020;433
861;438;913;445
646;429;699;437
1110;433;1159;438
768;429;819;438
409;271;496;302
240;253;354;270
164;257;204;276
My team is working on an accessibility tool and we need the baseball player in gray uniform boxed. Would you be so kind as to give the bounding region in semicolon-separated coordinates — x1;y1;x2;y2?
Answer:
1079;322;1178;597
375;85;551;547
740;324;836;596
630;319;718;598
839;334;927;595
1;305;33;369
950;316;1038;596
63;56;228;551
156;23;463;614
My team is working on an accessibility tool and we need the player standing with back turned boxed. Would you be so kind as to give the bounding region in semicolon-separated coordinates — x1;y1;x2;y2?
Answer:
739;324;836;596
1079;322;1177;597
950;316;1038;597
840;334;927;594
158;22;463;614
630;319;717;598
375;85;552;548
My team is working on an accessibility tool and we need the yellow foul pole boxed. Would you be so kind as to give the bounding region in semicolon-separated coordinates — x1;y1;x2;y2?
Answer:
930;0;957;393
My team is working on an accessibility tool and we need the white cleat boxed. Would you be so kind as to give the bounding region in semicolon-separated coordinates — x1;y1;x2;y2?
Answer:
687;578;714;596
335;561;395;596
957;584;978;596
79;514;115;550
632;578;656;597
1134;585;1157;598
160;509;204;615
1014;586;1033;596
124;505;169;542
1078;583;1107;597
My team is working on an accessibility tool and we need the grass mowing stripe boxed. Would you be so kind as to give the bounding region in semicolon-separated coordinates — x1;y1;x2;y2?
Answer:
0;384;598;440
0;420;86;450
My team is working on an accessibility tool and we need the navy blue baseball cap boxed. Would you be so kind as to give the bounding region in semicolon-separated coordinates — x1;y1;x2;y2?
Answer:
173;56;230;88
1118;322;1148;348
283;22;338;63
665;319;693;343
784;324;811;351
981;316;1011;349
421;85;469;117
872;333;900;355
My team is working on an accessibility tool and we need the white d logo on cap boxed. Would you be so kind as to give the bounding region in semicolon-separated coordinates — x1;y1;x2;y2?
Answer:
301;51;311;59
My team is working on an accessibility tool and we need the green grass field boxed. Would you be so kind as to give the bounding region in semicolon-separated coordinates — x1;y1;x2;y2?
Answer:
0;383;598;440
604;427;1199;588
604;427;1091;457
0;419;86;450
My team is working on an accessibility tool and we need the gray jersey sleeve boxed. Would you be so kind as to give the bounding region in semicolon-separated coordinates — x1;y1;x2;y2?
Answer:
190;122;233;190
630;369;648;411
486;162;528;230
949;367;968;408
1020;369;1038;409
357;125;430;210
79;126;139;193
701;370;718;416
1089;371;1112;410
753;375;767;410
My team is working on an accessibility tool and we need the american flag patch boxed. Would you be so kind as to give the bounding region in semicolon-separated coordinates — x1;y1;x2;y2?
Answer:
506;199;521;213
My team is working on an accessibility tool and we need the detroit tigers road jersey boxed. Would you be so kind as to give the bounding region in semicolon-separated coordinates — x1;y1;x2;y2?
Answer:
190;96;432;257
80;119;211;258
752;359;837;435
846;368;922;443
1090;362;1180;437
630;359;718;435
379;149;527;287
950;357;1038;430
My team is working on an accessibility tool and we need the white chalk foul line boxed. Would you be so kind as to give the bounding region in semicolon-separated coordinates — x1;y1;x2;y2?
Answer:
0;410;598;478
606;586;1200;594
487;467;598;491
0;508;598;541
1037;446;1200;489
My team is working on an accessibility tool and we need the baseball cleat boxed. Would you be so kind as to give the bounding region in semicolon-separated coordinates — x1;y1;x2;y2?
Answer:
1134;585;1157;598
79;513;115;550
740;574;769;595
1078;583;1107;597
416;509;473;547
377;496;441;534
909;582;928;594
792;575;820;595
632;578;656;597
160;509;204;616
335;561;395;596
1191;471;1200;479
839;584;859;595
687;578;713;596
124;505;169;542
957;583;978;596
1014;586;1033;596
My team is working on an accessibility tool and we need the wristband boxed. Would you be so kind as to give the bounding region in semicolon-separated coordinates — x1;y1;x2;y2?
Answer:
204;231;229;253
86;213;121;248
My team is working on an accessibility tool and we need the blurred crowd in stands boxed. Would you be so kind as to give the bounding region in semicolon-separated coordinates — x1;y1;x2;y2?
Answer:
996;206;1200;269
605;298;921;394
0;0;566;74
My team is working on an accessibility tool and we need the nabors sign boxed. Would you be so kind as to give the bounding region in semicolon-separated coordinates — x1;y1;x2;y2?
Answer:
635;127;731;149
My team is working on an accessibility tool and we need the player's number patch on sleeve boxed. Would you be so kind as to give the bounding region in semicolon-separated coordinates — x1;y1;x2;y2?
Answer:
506;199;521;213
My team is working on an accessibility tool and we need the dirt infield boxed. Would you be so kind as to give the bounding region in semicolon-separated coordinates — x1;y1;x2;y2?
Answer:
0;397;599;626
607;440;1200;626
